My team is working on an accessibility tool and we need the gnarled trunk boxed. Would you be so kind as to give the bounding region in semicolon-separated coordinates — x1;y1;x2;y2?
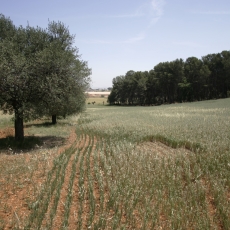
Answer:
15;109;24;141
52;115;57;124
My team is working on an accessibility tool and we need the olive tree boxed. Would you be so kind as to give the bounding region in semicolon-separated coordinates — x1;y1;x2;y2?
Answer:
0;15;91;140
34;21;91;124
0;15;47;140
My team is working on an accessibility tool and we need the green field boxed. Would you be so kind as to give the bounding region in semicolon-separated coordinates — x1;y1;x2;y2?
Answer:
0;98;230;229
86;97;109;105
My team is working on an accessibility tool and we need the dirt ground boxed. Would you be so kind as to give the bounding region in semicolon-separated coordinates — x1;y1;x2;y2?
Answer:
0;127;14;139
0;127;77;229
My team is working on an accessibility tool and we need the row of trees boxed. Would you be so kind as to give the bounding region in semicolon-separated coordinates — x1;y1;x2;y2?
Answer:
108;51;230;105
0;14;91;140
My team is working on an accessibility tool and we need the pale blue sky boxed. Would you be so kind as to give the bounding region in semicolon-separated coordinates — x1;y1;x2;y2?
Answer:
1;0;230;88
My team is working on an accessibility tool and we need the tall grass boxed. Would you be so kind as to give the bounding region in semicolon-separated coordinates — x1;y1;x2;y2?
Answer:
76;98;230;229
85;98;230;154
0;112;13;129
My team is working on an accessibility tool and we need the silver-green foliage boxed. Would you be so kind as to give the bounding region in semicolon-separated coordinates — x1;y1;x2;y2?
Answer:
0;14;91;140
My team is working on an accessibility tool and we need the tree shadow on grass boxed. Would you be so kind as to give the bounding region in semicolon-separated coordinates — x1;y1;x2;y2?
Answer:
24;122;56;128
24;121;71;128
0;135;66;154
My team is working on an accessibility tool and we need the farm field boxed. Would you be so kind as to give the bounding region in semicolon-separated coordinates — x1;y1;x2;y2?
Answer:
0;98;230;229
86;92;109;106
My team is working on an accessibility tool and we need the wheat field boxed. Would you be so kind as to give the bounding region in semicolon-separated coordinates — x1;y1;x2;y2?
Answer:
0;98;230;229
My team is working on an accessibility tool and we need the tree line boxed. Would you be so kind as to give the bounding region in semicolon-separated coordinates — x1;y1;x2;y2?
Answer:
108;51;230;105
0;14;91;141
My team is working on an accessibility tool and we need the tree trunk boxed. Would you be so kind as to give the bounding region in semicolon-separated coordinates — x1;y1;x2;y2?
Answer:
52;115;57;124
15;109;24;141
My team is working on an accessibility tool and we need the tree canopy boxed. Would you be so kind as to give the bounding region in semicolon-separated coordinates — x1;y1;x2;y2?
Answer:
108;51;230;105
0;14;91;140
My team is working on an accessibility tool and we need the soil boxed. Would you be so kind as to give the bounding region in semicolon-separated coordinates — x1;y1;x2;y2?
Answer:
0;127;77;229
0;127;14;139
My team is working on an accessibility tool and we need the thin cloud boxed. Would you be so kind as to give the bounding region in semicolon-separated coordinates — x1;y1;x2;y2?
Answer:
107;12;143;18
76;1;165;45
76;33;145;45
106;0;166;22
151;0;165;17
76;39;112;44
123;33;146;43
149;0;166;25
192;11;230;15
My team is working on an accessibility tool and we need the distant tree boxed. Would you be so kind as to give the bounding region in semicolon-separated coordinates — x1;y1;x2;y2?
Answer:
202;51;230;99
177;77;191;102
153;60;183;104
124;70;136;104
154;62;169;103
108;75;125;104
184;57;210;101
147;59;184;105
145;70;159;105
107;89;117;105
168;59;184;103
221;51;230;97
133;71;148;105
108;50;229;105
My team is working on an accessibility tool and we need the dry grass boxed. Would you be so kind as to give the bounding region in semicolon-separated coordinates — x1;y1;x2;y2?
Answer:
86;94;109;106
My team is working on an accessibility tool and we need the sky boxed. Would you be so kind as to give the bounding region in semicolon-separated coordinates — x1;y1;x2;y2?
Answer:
1;0;230;88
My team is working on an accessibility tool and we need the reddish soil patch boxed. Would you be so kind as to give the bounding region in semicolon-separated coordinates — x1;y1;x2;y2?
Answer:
0;128;77;229
201;179;224;230
0;127;14;139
